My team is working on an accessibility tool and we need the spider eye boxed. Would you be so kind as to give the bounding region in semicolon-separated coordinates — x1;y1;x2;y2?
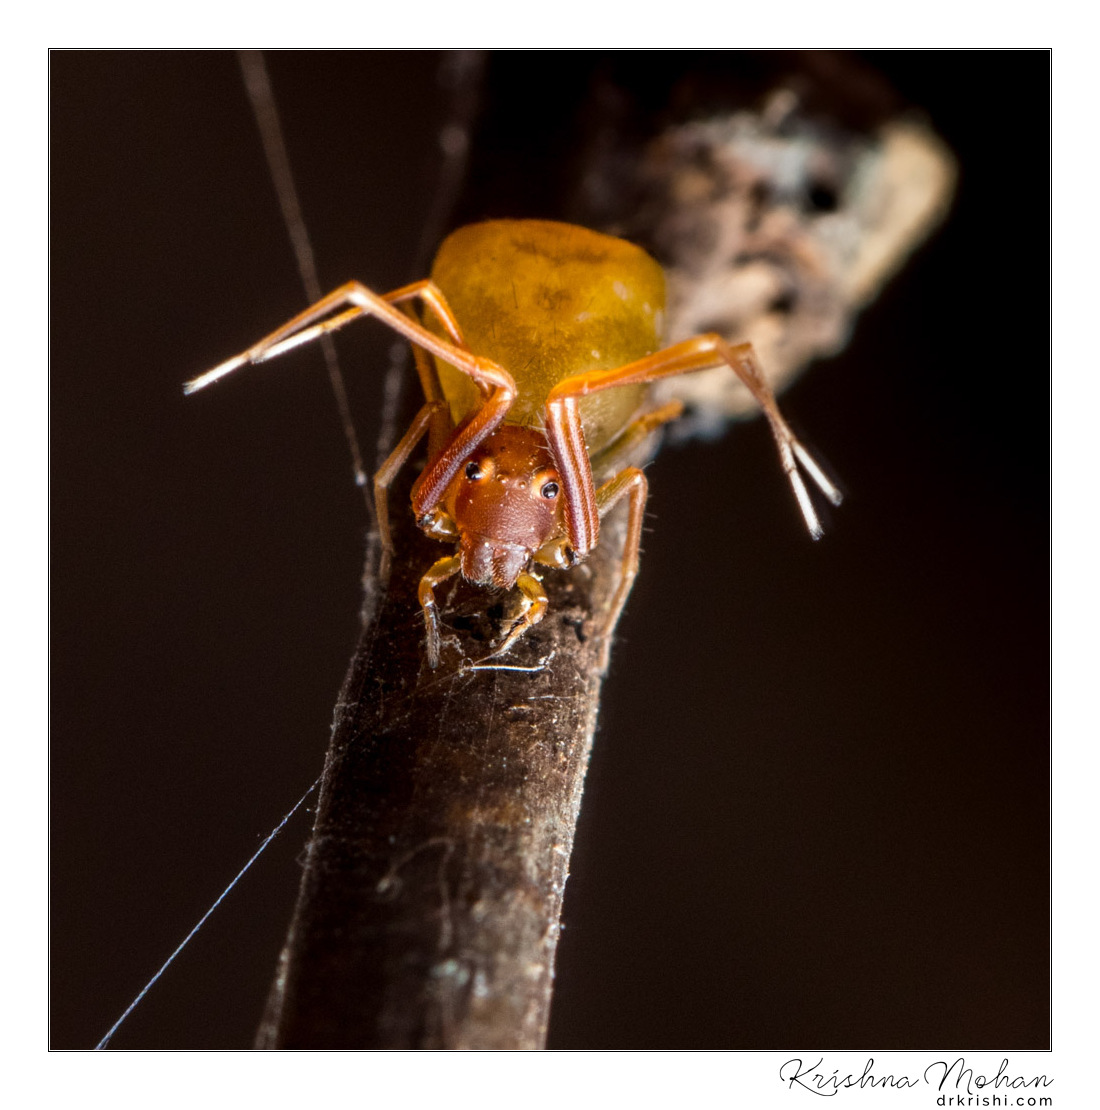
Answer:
541;480;559;499
465;460;482;480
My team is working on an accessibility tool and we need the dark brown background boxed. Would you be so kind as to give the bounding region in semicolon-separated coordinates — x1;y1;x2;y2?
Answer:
51;51;1048;1049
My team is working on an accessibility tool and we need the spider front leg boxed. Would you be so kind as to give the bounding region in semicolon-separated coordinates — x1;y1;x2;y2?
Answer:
185;279;472;393
531;464;649;672
532;403;681;665
185;278;518;582
545;335;841;556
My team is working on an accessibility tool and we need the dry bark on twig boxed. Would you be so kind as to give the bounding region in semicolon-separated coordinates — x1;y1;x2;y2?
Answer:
589;89;956;436
255;466;632;1048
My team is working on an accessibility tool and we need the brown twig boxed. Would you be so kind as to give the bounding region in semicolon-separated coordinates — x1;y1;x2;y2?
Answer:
256;463;630;1048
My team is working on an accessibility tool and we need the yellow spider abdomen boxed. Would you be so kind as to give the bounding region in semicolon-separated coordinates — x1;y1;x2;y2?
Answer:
430;220;667;454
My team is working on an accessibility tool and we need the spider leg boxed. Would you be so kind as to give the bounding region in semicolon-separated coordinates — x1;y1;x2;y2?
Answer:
373;400;449;582
531;411;658;670
384;280;479;458
545;336;839;554
186;278;518;539
418;554;462;668
487;572;550;661
594;467;648;670
185;279;474;394
588;400;684;479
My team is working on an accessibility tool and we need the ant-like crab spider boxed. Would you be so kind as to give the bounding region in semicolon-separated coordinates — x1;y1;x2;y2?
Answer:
186;219;841;667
